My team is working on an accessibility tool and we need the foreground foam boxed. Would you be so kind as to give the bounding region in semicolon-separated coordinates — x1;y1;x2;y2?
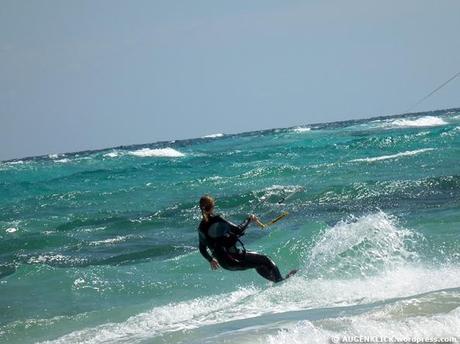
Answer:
265;298;460;344
306;212;420;277
41;287;259;344
41;265;460;344
129;147;184;158
42;212;460;344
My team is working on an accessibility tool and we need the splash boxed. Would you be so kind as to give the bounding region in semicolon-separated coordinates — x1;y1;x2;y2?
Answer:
39;212;460;344
305;212;420;278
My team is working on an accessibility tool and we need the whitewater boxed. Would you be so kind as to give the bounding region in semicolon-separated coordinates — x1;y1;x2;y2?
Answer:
0;108;459;343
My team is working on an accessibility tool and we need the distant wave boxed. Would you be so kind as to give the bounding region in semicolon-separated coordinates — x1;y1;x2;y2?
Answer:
54;158;71;163
202;133;224;138
129;148;185;158
88;235;134;247
351;148;434;163
292;127;311;133
388;116;447;128
103;151;119;158
6;160;24;165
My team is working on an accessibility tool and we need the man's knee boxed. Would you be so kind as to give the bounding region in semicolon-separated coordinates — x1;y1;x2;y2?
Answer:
260;255;276;268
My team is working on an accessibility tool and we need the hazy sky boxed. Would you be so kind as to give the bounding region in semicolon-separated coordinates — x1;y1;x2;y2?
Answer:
1;1;459;161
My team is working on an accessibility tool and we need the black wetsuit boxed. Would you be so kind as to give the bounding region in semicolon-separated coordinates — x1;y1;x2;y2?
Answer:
198;214;284;282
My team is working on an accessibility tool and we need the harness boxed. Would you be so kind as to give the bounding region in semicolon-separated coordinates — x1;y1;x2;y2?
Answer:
201;217;246;256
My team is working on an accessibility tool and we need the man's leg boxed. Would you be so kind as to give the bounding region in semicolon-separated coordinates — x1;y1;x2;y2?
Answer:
242;252;284;282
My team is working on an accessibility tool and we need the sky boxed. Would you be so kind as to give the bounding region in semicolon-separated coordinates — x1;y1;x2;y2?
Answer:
1;1;459;161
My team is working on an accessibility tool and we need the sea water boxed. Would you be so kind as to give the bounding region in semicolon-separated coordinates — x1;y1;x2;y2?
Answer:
1;108;459;343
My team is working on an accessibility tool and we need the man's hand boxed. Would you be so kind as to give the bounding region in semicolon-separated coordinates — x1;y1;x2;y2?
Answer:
249;214;266;228
210;258;220;270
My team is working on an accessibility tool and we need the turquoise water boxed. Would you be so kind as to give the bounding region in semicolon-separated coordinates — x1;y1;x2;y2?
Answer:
1;109;459;343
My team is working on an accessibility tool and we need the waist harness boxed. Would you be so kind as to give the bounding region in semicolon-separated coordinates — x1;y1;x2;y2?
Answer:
204;220;246;254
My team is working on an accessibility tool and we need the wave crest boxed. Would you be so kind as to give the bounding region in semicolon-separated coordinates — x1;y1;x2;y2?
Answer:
306;212;420;278
389;116;448;128
350;148;434;163
129;148;184;158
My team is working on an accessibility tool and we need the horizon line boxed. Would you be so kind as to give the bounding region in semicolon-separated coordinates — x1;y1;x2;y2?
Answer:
2;106;459;163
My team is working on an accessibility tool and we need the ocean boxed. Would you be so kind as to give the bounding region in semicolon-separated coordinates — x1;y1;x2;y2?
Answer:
1;108;459;343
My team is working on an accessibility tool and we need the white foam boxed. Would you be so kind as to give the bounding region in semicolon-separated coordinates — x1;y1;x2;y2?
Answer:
88;235;133;247
26;254;87;265
5;227;18;233
202;133;224;138
292;127;311;133
103;151;119;158
389;116;448;128
266;304;460;344
7;160;24;165
54;158;70;163
41;287;259;344
441;126;460;138
48;154;59;159
129;148;184;158
41;212;460;344
306;212;419;277
42;264;460;344
350;148;434;163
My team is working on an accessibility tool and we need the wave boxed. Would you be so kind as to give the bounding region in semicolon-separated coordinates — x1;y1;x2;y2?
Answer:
40;212;460;343
305;212;420;278
40;265;460;344
292;127;311;133
103;151;119;158
5;227;18;233
87;235;134;247
350;148;434;163
129;147;185;158
201;133;224;138
265;299;460;344
387;116;448;128
6;160;24;165
25;254;89;266
54;158;71;163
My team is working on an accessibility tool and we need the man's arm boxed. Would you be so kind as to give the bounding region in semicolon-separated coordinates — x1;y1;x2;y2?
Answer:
198;232;213;262
198;233;220;270
236;216;252;233
199;241;213;262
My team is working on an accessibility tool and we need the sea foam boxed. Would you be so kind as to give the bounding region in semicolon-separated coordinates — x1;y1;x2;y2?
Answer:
202;133;224;138
350;148;434;163
41;212;460;344
129;148;184;158
388;116;448;128
292;127;311;133
103;151;119;158
265;305;460;344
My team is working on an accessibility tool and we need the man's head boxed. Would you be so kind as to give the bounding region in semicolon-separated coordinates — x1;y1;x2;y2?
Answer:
199;195;215;215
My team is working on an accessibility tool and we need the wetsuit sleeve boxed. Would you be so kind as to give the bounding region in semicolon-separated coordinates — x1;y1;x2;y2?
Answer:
237;217;251;233
198;231;213;262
